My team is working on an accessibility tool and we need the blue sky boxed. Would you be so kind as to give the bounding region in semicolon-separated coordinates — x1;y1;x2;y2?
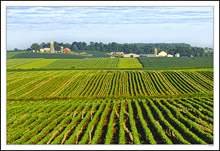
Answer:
7;7;213;50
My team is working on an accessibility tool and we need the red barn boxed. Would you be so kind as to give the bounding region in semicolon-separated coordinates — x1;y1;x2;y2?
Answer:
64;48;70;53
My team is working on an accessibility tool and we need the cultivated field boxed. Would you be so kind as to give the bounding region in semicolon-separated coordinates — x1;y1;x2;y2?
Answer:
119;58;143;68
6;56;214;144
7;70;213;100
7;98;213;144
138;57;213;69
7;58;144;69
7;58;41;69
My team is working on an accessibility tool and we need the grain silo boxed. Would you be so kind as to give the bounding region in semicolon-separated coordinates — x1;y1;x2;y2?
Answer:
154;48;157;56
61;46;63;53
50;41;54;52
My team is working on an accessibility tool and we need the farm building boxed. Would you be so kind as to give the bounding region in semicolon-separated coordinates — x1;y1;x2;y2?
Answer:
44;48;50;53
158;51;167;57
111;52;124;55
140;54;157;57
167;54;173;57
123;53;140;58
40;49;45;53
154;48;158;55
61;46;64;53
64;48;71;53
175;53;180;57
50;41;54;53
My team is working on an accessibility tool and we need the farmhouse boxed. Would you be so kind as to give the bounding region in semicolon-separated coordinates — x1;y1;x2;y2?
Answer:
64;48;71;53
111;52;124;55
123;53;140;58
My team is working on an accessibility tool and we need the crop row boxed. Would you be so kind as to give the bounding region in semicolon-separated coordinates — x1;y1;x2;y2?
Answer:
7;98;213;144
7;70;213;100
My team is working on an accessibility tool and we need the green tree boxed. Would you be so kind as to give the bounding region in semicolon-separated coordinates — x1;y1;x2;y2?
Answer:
72;44;78;51
31;43;41;51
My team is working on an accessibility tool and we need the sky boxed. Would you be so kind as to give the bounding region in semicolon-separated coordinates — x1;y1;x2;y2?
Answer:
6;7;213;50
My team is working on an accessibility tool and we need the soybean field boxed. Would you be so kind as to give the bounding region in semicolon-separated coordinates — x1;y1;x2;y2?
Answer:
7;70;213;100
7;98;213;144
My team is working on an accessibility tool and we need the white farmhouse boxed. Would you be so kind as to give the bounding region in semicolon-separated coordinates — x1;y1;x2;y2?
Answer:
123;53;140;58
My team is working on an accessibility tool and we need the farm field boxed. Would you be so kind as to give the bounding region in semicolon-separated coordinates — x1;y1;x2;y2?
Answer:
7;51;25;59
119;58;143;68
7;58;143;69
7;70;213;100
7;58;42;69
7;98;213;144
138;57;213;70
8;51;110;59
11;59;58;69
43;58;120;69
7;57;213;70
6;60;214;144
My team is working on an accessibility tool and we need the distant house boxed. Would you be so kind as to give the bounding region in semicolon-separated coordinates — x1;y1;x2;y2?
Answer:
140;54;156;57
111;52;124;55
158;51;167;57
123;53;140;58
175;53;180;57
110;56;115;58
64;48;71;53
32;50;35;53
167;54;173;57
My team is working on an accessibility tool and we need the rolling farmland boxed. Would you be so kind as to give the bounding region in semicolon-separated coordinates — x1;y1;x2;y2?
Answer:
6;57;214;144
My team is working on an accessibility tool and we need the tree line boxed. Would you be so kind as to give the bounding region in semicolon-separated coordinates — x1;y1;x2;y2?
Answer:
28;41;211;57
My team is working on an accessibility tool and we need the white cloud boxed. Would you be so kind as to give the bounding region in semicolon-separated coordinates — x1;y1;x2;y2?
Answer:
6;7;213;49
